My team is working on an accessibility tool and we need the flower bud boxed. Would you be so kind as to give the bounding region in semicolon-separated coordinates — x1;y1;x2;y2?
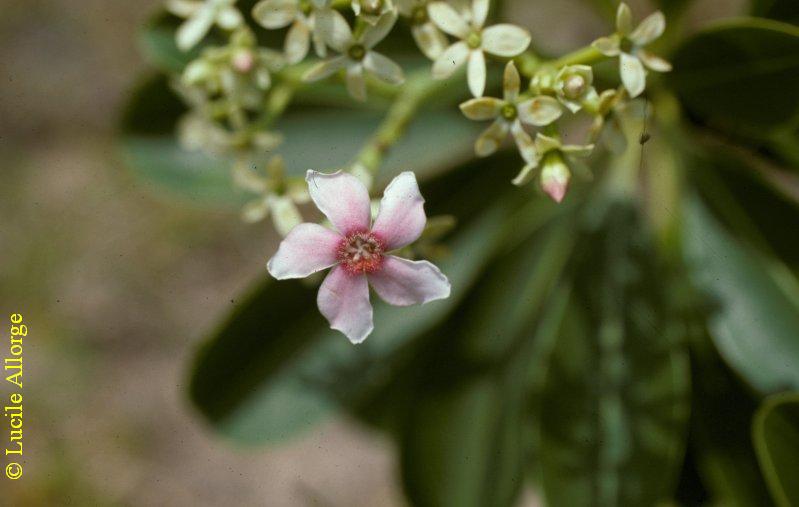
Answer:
540;152;571;203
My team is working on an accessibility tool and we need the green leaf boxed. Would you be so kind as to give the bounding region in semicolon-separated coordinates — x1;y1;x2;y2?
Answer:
668;18;799;138
753;392;799;507
538;203;690;507
119;74;480;206
188;163;520;445
683;197;799;393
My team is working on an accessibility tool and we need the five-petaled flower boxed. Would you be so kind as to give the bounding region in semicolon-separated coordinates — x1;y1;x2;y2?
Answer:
460;61;561;163
267;170;451;343
428;0;531;97
168;0;244;51
396;0;448;59
252;0;332;64
303;10;405;101
591;2;671;98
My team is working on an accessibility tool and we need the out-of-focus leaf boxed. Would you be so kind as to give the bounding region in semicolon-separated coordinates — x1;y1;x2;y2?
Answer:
139;12;204;74
119;75;480;206
753;392;799;506
690;336;772;507
668;18;799;138
189;163;520;445
683;197;799;393
538;203;690;507
752;0;799;24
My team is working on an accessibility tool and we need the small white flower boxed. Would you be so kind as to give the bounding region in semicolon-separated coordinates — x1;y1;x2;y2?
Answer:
252;0;332;64
352;0;396;25
591;3;671;98
167;0;244;51
459;61;562;162
553;65;597;113
512;133;594;203
303;11;405;101
267;170;451;343
396;0;448;59
428;0;531;97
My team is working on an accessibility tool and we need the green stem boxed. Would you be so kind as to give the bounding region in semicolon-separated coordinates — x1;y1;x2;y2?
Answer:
548;45;605;69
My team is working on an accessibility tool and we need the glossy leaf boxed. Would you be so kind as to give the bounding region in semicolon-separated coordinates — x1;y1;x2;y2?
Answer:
669;18;799;137
189;164;519;445
119;75;479;206
538;203;690;507
683;197;799;393
753;392;799;507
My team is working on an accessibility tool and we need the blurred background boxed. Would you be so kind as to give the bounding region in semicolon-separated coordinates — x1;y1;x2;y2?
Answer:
0;0;745;505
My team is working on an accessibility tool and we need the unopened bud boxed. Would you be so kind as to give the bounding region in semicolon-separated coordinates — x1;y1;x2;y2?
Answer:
540;153;571;203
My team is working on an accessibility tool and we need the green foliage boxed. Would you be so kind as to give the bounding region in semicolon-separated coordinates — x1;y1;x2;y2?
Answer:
538;203;690;506
752;0;799;24
753;392;799;506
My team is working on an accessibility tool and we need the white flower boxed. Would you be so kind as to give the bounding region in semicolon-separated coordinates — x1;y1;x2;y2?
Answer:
396;0;448;59
252;0;331;64
428;0;531;97
303;11;404;101
553;65;597;113
352;0;396;25
512;133;594;203
459;61;562;162
591;3;671;98
167;0;244;51
267;171;451;343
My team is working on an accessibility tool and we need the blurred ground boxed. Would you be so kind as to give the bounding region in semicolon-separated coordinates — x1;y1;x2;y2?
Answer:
0;0;743;505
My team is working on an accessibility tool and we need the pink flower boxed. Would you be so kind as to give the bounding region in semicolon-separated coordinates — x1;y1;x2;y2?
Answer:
267;170;451;343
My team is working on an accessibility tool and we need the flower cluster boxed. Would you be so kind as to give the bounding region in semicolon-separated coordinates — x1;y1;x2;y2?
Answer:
164;0;670;341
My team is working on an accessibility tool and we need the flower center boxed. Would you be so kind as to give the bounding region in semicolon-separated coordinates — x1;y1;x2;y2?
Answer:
411;5;428;25
563;75;586;99
338;231;384;274
362;0;382;14
467;31;482;49
501;103;517;120
348;44;366;61
620;37;634;53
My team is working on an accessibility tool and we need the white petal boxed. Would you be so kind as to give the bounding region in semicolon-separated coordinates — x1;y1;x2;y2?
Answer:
176;8;215;50
346;63;367;101
591;36;620;56
637;49;672;72
620;53;646;98
510;121;536;164
511;162;539;186
427;2;470;38
474;118;508;157
431;41;469;79
285;19;311;63
361;11;397;48
561;144;594;157
268;195;304;236
467;49;486;97
303;55;348;81
471;0;489;28
167;0;201;18
481;24;531;57
317;8;352;52
371;172;427;250
369;256;450;306
517;96;562;126
267;223;341;279
616;2;633;35
252;0;298;29
364;51;405;84
318;267;373;343
503;61;520;101
412;23;449;60
216;6;243;29
242;197;270;223
630;11;665;46
459;97;503;120
305;170;371;234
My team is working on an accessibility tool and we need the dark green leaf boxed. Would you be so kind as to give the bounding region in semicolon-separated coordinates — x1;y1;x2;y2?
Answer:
752;0;799;25
753;392;799;507
668;18;799;138
683;197;799;393
119;74;480;206
538;203;690;506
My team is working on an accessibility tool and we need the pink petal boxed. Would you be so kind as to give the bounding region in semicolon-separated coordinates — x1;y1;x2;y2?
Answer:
267;223;342;279
371;172;427;250
306;170;371;235
368;256;451;306
317;266;374;343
